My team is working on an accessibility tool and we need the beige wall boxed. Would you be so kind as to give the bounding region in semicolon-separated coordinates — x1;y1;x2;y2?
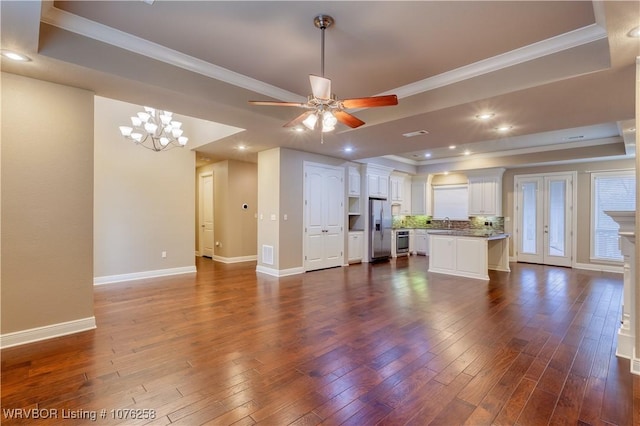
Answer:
93;96;195;278
503;158;635;264
1;73;94;334
257;148;281;269
257;147;347;272
195;160;257;259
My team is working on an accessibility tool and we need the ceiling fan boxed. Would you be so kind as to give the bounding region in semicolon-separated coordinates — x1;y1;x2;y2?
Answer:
249;15;398;136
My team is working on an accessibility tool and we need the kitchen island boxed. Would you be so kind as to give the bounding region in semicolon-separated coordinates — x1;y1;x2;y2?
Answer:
428;230;510;280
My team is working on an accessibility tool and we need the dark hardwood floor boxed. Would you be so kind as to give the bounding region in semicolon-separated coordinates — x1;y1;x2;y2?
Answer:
2;256;639;425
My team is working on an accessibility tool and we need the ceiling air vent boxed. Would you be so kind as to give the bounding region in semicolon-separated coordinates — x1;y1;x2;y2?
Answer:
402;130;429;138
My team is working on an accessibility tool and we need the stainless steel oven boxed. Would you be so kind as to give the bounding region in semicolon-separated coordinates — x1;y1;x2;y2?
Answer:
396;230;409;255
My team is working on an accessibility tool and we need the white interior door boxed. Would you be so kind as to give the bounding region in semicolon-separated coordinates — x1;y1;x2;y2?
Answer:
199;173;214;258
515;173;573;267
304;163;344;272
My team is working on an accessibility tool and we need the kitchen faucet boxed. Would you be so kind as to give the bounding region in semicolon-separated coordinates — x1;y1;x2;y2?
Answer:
444;217;451;229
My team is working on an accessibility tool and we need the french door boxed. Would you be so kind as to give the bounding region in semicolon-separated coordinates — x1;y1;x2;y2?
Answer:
515;172;575;267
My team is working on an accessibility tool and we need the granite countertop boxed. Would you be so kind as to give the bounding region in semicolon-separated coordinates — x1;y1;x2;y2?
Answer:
427;229;510;240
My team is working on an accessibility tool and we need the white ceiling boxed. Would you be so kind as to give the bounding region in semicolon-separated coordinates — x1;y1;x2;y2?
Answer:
1;1;638;169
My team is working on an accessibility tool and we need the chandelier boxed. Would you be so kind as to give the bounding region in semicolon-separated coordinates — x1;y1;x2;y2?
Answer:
119;107;189;151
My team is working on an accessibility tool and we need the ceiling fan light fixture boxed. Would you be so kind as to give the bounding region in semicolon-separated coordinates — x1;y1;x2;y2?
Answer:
248;14;397;139
322;111;337;132
303;113;318;130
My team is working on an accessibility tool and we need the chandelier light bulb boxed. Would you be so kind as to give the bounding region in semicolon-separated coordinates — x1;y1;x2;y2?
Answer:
131;116;142;127
119;126;133;137
160;114;172;125
131;133;143;142
137;112;151;123
170;121;182;129
160;137;170;146
178;137;188;146
144;122;158;134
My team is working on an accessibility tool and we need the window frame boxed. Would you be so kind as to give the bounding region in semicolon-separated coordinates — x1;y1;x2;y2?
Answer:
432;184;469;220
590;170;635;263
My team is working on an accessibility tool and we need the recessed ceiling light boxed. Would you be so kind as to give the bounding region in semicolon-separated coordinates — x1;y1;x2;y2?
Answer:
464;150;471;156
443;171;449;175
449;145;456;150
1;50;31;62
628;26;640;38
475;113;495;120
424;153;431;158
293;126;305;132
495;125;512;132
237;145;246;151
344;147;353;153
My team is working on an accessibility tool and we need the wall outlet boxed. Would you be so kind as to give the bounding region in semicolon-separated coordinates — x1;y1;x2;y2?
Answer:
161;251;167;258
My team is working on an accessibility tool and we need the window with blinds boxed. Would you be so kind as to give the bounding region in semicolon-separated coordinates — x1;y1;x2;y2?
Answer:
432;184;468;220
591;171;635;262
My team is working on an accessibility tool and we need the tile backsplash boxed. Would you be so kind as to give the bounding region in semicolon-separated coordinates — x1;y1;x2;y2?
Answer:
392;215;504;231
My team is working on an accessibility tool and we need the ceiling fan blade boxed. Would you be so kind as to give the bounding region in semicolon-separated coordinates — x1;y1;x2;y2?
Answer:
309;75;332;100
283;111;314;128
249;100;308;107
341;94;398;109
334;110;365;129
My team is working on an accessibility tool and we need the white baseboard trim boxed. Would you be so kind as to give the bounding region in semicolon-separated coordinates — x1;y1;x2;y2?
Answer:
0;317;96;349
573;262;623;273
256;265;305;277
94;266;197;285
509;256;517;263
212;255;257;264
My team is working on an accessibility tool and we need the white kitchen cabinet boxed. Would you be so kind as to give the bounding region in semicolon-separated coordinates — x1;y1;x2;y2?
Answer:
348;166;361;196
365;164;392;199
347;166;361;215
429;232;510;280
401;178;412;215
411;177;427;215
368;174;389;198
409;229;415;254
348;231;364;263
415;229;428;255
467;168;504;216
390;175;404;203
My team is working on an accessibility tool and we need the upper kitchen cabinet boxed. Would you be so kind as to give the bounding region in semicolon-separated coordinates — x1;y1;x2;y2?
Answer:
348;166;361;197
390;175;404;203
411;175;427;215
467;168;505;216
365;164;392;199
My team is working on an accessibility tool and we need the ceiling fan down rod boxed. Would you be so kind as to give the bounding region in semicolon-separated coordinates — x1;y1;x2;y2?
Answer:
314;15;334;78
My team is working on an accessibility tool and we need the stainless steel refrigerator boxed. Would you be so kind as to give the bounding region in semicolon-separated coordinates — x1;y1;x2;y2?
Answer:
369;198;392;262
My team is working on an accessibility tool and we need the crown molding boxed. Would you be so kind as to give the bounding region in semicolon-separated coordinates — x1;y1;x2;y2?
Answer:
383;136;624;167
40;5;607;104
40;5;306;103
377;24;608;99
